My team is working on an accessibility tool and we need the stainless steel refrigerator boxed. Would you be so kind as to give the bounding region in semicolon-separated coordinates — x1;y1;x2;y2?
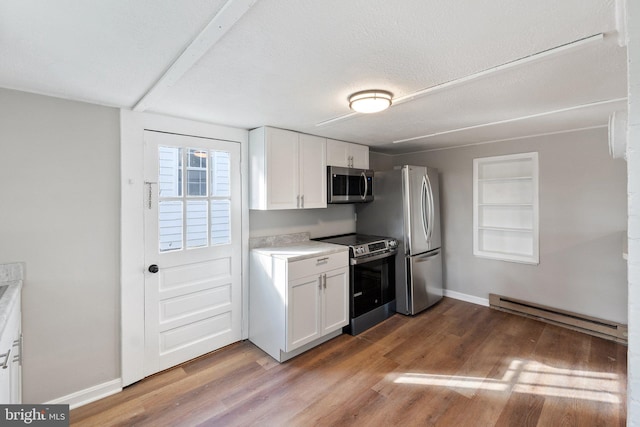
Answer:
356;165;443;315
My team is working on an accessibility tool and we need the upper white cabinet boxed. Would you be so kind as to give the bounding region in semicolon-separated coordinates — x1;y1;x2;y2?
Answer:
473;152;539;264
250;127;327;210
326;139;369;169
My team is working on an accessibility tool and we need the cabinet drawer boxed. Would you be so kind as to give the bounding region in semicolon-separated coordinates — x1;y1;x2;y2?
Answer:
288;251;348;281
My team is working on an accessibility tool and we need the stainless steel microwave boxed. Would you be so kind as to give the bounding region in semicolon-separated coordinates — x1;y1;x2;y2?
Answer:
327;166;374;203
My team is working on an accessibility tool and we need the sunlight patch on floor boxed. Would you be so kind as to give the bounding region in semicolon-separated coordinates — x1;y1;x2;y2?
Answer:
390;359;620;404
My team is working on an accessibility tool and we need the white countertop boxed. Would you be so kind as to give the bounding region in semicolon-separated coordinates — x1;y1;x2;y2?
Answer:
0;263;23;337
252;240;348;262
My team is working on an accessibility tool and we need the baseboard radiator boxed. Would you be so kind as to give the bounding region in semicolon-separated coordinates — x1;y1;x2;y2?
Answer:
489;294;628;344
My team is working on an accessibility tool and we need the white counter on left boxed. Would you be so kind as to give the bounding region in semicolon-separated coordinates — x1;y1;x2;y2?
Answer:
252;240;348;262
0;262;22;403
0;263;23;338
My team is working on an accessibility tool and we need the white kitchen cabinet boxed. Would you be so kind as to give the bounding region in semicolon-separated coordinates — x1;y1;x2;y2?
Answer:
250;127;326;210
298;133;327;209
326;139;369;169
0;292;21;404
321;267;350;334
287;274;322;349
250;245;349;362
287;266;349;350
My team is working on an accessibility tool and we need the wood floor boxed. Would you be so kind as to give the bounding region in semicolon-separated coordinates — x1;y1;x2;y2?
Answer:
71;298;627;426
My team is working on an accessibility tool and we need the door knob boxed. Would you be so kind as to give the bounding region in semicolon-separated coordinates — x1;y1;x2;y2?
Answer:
148;264;159;273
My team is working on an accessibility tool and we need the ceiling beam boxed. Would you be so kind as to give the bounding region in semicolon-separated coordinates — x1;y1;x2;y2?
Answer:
392;97;627;144
316;33;604;127
133;0;259;112
615;0;628;47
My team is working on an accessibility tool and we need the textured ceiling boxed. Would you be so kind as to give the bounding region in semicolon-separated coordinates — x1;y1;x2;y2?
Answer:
0;0;627;154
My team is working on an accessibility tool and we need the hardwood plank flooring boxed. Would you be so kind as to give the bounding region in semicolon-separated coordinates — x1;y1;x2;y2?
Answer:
70;298;627;426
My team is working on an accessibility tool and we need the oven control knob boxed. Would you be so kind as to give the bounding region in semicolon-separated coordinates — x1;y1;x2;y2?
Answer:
389;240;397;247
355;247;365;255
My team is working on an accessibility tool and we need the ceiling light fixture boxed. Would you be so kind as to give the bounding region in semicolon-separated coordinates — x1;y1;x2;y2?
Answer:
348;90;393;114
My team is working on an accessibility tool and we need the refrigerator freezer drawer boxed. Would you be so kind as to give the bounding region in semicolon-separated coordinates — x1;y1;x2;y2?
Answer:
406;249;443;315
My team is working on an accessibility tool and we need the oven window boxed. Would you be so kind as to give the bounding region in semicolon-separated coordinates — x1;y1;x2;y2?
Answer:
351;255;395;317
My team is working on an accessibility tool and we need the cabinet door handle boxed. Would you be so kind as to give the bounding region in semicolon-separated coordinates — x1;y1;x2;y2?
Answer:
1;349;10;369
323;274;327;289
316;257;329;263
301;195;304;208
12;335;22;365
296;195;300;208
318;275;322;290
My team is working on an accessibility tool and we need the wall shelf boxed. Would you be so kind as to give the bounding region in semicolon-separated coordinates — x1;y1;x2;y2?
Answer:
473;152;539;264
478;203;534;207
477;226;533;233
477;176;533;182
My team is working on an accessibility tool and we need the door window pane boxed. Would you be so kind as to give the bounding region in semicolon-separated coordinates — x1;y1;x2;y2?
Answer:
158;147;183;197
157;145;233;252
186;200;208;248
211;200;230;245
187;148;207;196
210;151;230;197
159;201;183;252
187;169;207;196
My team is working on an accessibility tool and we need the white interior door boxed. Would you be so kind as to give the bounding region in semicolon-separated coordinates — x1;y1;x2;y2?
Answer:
143;130;241;376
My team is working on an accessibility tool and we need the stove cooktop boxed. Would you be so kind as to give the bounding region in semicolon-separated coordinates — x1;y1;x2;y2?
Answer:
316;233;398;258
316;234;389;246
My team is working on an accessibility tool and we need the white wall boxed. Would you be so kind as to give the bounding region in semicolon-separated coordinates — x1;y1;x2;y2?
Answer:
627;0;640;423
373;127;628;323
0;88;120;403
249;205;355;239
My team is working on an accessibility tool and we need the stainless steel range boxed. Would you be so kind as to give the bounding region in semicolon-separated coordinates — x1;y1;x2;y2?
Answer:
315;234;397;335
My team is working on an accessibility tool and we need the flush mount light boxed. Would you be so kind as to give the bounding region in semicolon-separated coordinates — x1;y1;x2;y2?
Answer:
348;90;393;114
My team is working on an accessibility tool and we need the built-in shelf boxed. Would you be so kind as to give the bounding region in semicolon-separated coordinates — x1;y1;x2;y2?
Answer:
477;176;533;182
477;226;533;233
473;152;539;265
478;203;534;207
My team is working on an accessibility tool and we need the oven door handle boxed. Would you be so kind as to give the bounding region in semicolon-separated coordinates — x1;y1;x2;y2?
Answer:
350;250;397;265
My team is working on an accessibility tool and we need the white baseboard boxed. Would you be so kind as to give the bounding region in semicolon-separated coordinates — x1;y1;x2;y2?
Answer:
444;290;489;307
46;378;122;409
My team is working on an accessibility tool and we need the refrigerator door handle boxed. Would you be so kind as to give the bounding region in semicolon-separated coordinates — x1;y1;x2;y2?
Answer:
415;249;441;260
424;173;435;244
420;176;430;244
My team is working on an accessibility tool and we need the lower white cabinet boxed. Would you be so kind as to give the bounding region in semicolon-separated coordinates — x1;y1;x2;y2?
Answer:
0;293;21;404
250;248;349;362
288;266;349;350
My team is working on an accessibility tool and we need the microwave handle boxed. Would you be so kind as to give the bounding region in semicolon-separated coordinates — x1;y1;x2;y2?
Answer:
361;171;368;200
